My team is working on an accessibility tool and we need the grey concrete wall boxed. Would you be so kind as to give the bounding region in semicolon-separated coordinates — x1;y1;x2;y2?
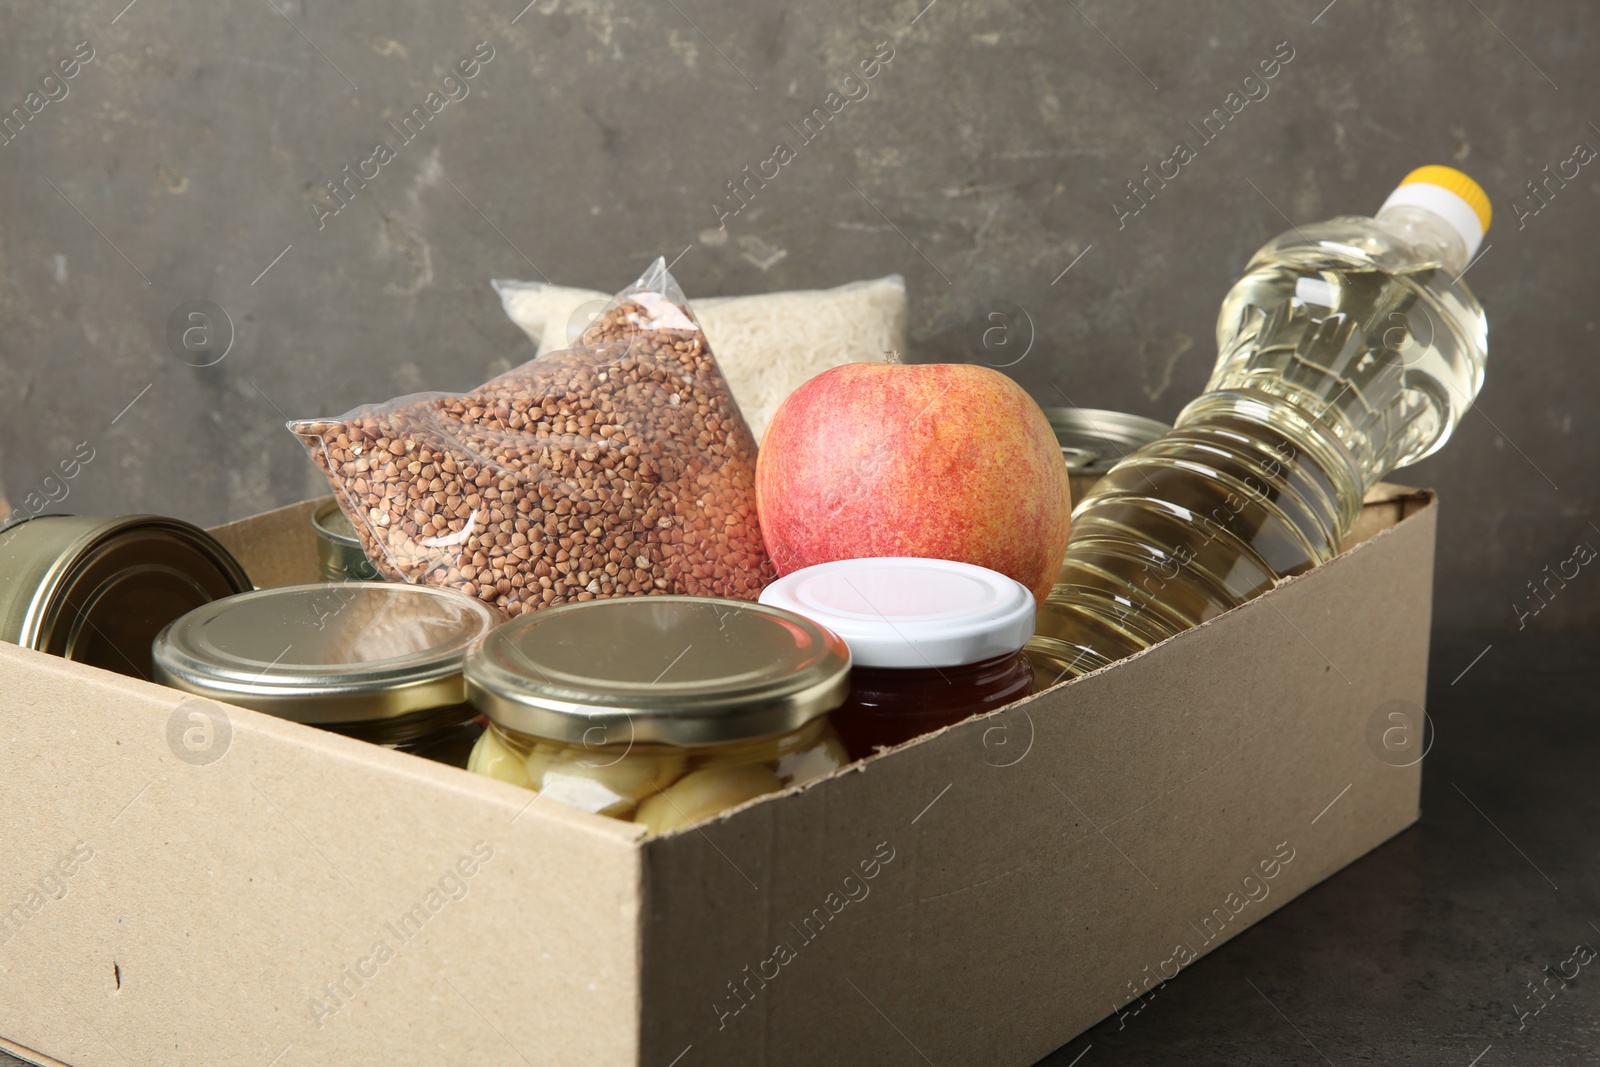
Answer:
0;0;1594;634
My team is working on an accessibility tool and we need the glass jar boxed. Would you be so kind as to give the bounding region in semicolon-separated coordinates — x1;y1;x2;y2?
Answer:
338;705;488;765
152;582;501;765
759;557;1036;760
830;653;1034;759
464;596;851;833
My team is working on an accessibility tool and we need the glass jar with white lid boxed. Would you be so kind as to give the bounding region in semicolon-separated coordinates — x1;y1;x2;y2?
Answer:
759;557;1038;759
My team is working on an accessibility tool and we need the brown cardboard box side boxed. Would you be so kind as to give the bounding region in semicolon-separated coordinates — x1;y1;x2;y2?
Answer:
0;495;652;1067
207;497;326;588
0;488;1435;1067
635;486;1435;1066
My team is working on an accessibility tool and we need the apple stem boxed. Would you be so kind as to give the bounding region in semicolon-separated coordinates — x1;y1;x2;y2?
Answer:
882;349;902;365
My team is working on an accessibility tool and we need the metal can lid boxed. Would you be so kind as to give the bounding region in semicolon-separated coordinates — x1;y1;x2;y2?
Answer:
466;597;851;747
312;498;381;581
759;557;1035;669
311;498;363;548
152;582;500;724
1042;407;1170;473
0;514;252;679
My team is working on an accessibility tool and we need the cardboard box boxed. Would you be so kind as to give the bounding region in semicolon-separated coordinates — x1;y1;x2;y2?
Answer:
0;485;1437;1067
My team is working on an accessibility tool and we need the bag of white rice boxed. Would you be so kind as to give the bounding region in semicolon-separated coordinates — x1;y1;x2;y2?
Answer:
492;275;907;442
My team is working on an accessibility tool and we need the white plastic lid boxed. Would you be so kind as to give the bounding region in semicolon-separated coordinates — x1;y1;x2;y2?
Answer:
1377;166;1492;262
758;557;1036;669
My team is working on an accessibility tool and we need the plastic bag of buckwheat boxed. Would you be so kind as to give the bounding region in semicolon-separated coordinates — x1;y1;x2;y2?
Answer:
288;259;777;616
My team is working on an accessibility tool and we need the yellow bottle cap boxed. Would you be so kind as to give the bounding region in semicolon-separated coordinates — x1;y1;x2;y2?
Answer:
1397;165;1492;233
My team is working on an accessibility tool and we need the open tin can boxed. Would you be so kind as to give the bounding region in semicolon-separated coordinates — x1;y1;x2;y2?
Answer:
0;515;252;680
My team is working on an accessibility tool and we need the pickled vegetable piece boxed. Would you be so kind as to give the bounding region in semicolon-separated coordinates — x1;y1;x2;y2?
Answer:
467;727;534;789
635;764;783;833
527;743;686;817
775;728;848;786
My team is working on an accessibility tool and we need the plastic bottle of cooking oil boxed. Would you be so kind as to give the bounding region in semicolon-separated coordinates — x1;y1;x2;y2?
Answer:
1030;166;1491;677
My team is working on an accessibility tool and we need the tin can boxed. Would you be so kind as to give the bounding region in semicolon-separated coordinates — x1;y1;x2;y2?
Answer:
0;515;252;680
1042;407;1171;506
312;498;380;581
465;596;852;831
153;582;502;766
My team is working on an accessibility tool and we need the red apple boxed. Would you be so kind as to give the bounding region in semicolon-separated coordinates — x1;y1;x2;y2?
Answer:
756;361;1071;604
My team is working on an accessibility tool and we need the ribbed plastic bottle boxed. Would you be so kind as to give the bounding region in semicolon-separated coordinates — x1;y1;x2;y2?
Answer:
1030;166;1491;677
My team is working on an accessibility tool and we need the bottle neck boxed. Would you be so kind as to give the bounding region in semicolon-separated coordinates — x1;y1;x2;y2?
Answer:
1374;204;1469;274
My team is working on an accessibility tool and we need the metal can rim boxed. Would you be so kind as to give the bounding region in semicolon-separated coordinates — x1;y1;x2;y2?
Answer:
0;514;252;657
1041;407;1171;474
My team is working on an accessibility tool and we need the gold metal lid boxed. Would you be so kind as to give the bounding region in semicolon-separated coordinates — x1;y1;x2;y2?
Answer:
0;514;252;680
1042;407;1170;474
466;596;851;746
152;582;501;724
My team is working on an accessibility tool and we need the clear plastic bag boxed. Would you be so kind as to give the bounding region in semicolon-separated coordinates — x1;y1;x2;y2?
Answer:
289;259;776;616
491;274;908;442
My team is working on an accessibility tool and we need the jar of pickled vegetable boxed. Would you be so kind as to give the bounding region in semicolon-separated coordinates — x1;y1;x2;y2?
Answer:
152;582;501;765
464;596;851;833
759;557;1036;759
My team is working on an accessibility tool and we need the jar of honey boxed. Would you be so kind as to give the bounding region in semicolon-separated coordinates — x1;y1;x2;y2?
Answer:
152;582;501;765
759;557;1036;759
464;596;851;832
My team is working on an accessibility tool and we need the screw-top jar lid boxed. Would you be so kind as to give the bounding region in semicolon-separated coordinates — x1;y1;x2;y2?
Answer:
152;582;501;724
759;557;1036;669
465;596;851;746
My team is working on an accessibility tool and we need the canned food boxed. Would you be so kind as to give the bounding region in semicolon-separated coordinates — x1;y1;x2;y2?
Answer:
0;515;252;679
465;596;852;832
312;498;380;581
1043;407;1171;506
152;582;502;765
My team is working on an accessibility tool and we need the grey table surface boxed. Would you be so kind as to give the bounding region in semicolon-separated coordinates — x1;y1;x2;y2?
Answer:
4;629;1595;1066
1032;629;1600;1067
4;0;1599;640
